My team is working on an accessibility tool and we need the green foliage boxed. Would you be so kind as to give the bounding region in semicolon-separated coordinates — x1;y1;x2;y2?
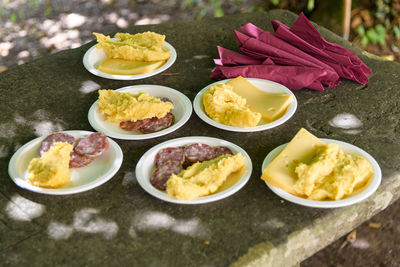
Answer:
355;0;400;46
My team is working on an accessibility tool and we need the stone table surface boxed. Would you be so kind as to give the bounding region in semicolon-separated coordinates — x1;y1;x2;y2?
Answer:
1;9;399;267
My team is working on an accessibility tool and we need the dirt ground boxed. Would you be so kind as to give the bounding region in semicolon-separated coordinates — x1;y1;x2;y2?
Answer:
1;1;399;266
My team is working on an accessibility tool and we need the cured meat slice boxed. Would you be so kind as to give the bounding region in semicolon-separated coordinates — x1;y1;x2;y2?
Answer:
120;119;149;132
213;146;234;157
150;160;182;190
184;143;216;163
160;97;172;103
155;147;185;167
40;133;75;156
74;132;109;157
140;112;174;133
69;151;94;168
120;113;174;133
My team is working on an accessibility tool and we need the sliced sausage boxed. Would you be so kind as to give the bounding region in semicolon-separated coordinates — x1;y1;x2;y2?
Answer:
155;147;185;168
69;151;93;168
74;132;109;158
40;133;75;156
213;146;234;157
120;119;149;132
139;113;174;134
184;143;216;163
150;161;182;191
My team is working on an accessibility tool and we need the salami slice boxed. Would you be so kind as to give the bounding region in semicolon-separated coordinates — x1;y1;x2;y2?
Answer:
40;133;75;156
140;113;174;133
155;147;185;167
69;151;93;168
150;160;182;190
120;119;149;132
184;143;216;163
120;113;174;134
160;97;172;103
74;132;109;157
213;146;234;157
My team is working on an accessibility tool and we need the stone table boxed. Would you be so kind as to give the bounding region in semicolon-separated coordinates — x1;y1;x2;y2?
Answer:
1;9;399;267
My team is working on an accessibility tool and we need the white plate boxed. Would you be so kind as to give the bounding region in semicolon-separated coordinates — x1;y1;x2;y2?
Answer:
82;41;177;80
135;136;253;204
8;130;123;195
193;78;297;132
261;139;382;208
88;85;192;140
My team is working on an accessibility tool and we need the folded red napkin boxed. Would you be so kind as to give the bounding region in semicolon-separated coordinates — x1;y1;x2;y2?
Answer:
210;13;372;90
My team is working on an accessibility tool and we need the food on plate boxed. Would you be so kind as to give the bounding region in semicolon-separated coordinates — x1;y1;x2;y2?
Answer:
261;128;373;201
226;76;294;122
41;132;107;168
167;153;246;200
150;143;243;200
98;89;175;133
40;133;75;156
27;142;73;188
93;32;170;75
97;59;166;75
202;76;293;127
202;83;262;127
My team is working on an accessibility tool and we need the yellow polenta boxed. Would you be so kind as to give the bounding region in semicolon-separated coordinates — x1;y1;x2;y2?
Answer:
98;89;173;123
27;142;73;188
166;153;246;200
202;83;261;127
93;32;171;62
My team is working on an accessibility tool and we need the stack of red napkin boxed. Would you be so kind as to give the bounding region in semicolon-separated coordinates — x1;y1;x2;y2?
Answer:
210;13;372;91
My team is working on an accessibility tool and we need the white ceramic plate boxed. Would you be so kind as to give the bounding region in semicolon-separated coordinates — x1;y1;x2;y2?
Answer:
261;139;382;208
88;85;192;140
193;78;297;132
135;136;253;204
8;130;123;195
82;41;177;80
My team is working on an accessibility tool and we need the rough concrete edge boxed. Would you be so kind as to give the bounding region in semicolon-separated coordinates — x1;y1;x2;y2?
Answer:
229;172;400;267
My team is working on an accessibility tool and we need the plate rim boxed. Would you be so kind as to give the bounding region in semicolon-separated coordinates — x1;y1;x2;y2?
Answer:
193;78;297;132
88;85;193;140
261;138;382;208
82;41;177;80
135;136;253;204
8;130;123;195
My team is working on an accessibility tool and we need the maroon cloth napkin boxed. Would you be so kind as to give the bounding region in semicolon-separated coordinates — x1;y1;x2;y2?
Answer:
291;13;372;76
210;13;371;90
210;65;326;91
239;23;340;87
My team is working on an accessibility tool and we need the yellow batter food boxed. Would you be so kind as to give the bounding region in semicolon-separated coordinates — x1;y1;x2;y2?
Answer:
294;143;373;200
27;142;73;188
261;128;374;201
98;89;173;123
93;32;171;62
202;83;262;127
166;153;246;200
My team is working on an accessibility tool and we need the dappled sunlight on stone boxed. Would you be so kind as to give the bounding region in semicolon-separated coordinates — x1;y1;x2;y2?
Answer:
0;122;17;138
122;171;137;186
5;194;46;222
73;208;118;239
132;211;210;238
48;221;74;240
256;218;285;231
329;113;363;134
32;121;64;136
79;80;101;94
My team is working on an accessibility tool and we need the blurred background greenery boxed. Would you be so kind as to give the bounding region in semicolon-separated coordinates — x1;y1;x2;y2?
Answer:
0;0;399;70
